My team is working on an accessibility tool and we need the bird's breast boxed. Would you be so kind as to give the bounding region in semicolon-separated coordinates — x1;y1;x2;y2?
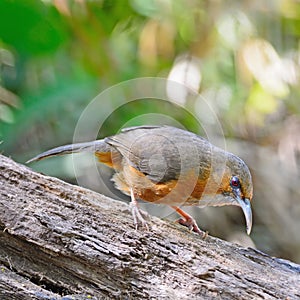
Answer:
116;167;228;206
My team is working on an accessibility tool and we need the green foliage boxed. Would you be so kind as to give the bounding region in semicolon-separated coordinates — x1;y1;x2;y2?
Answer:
0;0;68;56
1;0;297;156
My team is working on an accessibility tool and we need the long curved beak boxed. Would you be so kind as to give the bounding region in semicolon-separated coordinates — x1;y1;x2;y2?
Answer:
236;197;252;235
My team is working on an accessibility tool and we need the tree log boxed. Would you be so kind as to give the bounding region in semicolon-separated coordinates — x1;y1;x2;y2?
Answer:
0;154;299;299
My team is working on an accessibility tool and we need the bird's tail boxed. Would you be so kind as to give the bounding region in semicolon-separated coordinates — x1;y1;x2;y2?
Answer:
27;139;111;163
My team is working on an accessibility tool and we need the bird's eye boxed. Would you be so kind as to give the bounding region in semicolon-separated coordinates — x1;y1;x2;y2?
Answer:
230;176;240;188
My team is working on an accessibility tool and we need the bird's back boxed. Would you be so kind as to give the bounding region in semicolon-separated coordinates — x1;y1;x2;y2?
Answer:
105;126;223;184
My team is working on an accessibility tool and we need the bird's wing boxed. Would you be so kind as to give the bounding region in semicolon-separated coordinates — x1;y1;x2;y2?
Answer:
106;126;210;183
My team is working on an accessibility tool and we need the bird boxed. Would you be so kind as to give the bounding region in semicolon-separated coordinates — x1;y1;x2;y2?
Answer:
27;125;253;237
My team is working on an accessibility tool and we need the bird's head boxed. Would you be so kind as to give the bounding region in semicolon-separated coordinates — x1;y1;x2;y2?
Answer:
223;153;253;234
221;153;253;235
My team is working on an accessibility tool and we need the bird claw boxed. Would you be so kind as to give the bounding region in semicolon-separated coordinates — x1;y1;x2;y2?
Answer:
177;217;208;239
129;201;149;231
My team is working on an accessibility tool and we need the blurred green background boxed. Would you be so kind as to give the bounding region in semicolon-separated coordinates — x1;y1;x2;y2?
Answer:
1;0;300;263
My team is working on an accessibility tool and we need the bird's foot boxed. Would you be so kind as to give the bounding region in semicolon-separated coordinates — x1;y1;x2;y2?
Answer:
176;217;207;238
171;206;208;239
129;202;149;230
129;188;149;231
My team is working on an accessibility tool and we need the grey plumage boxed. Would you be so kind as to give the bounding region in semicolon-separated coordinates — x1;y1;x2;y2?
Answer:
26;139;110;163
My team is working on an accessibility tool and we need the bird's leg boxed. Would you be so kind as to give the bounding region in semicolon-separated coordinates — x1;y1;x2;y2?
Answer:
129;188;149;230
171;206;207;238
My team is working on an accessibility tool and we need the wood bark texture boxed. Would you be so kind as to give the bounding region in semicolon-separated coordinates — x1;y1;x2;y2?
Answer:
0;154;299;300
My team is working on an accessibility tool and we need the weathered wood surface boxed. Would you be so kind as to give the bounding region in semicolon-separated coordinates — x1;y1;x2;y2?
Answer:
0;154;299;299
